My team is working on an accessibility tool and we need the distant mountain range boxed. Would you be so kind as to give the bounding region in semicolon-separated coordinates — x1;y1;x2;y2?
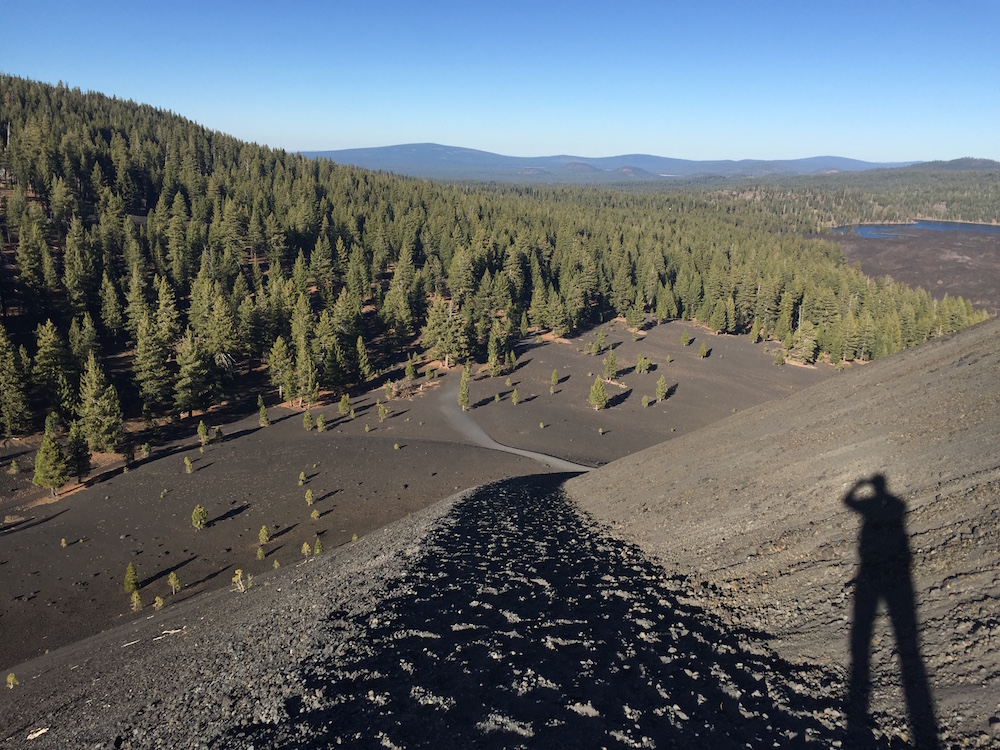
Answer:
302;143;925;183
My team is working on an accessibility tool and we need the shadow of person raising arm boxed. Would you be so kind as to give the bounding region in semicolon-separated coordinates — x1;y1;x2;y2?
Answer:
843;473;939;749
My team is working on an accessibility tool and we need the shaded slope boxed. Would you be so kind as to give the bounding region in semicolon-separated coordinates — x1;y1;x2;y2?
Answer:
566;317;1000;745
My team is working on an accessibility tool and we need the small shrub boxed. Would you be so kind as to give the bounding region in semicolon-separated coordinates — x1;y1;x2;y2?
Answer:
642;394;650;408
7;673;19;689
259;525;270;544
773;349;785;366
191;504;207;530
394;443;399;450
256;546;266;560
303;410;313;431
141;443;151;458
351;533;358;542
301;542;311;558
681;329;691;346
232;569;246;593
160;489;168;498
6;459;18;475
598;427;604;435
305;489;314;505
298;471;306;486
349;408;355;419
310;509;320;520
61;538;67;548
313;537;323;555
154;596;164;611
168;571;181;595
377;401;389;423
698;342;707;358
316;414;326;432
539;422;545;429
505;376;512;387
258;394;270;426
214;426;223;441
364;423;370;433
551;369;559;387
511;387;519;406
198;420;210;446
384;381;394;401
184;456;193;474
124;562;139;594
494;393;500;403
273;559;280;569
339;394;351;416
130;590;142;612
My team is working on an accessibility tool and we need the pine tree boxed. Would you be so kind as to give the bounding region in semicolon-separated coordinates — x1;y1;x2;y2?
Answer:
656;375;669;402
258;395;269;426
174;329;212;418
339;393;351;416
32;423;68;497
33;319;76;417
124;563;139;594
66;419;91;481
589;377;608;411
698;341;708;358
77;352;123;452
603;350;618;380
458;364;471;411
267;335;295;402
168;571;181;595
0;325;30;435
133;313;173;411
356;335;374;381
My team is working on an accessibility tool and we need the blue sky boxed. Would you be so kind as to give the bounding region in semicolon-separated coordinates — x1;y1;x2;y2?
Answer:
3;1;998;161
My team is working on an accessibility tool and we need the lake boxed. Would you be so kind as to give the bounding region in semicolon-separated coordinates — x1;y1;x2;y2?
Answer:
833;220;1000;238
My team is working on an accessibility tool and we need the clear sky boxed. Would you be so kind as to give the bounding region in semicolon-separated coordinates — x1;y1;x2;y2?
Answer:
3;1;998;161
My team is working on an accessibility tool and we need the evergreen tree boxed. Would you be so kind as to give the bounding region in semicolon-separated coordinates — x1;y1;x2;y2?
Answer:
32;421;68;497
589;377;608;411
296;340;319;407
656;374;669;402
356;335;374;381
99;271;124;345
124;563;139;594
33;319;76;417
174;329;213;418
0;325;30;435
66;420;91;481
603;350;618;380
458;364;471;411
267;335;295;402
77;351;123;452
258;395;270;426
133;313;174;411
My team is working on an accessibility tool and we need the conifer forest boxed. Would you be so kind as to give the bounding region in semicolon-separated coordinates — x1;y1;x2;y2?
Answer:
0;75;991;443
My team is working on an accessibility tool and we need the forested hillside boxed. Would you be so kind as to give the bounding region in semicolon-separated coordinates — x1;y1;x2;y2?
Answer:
0;75;990;448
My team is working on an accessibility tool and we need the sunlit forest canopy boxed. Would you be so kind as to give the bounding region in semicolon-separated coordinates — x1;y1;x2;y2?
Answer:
0;75;990;435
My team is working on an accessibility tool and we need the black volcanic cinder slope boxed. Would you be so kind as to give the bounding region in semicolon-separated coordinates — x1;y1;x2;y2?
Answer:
567;317;1000;747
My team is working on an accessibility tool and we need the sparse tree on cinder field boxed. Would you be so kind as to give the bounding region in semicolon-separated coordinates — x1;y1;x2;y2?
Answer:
589;377;608;411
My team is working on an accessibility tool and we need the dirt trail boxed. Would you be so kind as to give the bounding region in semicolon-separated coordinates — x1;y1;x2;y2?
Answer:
437;373;594;473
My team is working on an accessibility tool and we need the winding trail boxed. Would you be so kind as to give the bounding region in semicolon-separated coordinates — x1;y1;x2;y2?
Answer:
437;372;594;473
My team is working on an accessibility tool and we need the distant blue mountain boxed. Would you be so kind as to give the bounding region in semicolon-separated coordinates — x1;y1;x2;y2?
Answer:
301;143;915;183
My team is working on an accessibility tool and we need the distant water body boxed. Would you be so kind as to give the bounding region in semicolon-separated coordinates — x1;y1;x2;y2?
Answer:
833;220;1000;238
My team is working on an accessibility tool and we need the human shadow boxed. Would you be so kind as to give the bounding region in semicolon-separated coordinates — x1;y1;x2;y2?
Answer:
843;474;939;748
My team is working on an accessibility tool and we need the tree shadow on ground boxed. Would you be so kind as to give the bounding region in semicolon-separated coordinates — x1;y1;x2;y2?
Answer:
208;503;249;527
0;508;70;536
140;556;197;589
843;473;939;749
607;388;632;408
271;523;299;541
222;474;870;749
